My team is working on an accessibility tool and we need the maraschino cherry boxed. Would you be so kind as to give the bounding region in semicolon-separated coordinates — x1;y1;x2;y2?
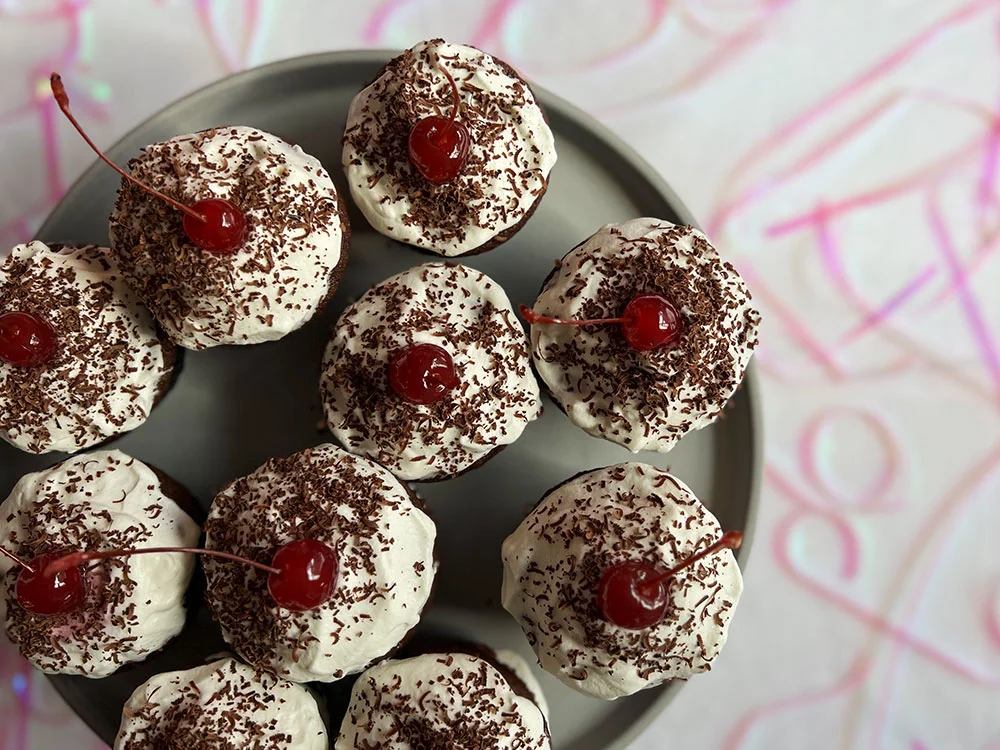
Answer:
0;312;58;367
520;294;684;351
596;530;743;630
50;73;247;254
408;65;471;183
388;342;459;405
8;538;338;616
1;547;84;616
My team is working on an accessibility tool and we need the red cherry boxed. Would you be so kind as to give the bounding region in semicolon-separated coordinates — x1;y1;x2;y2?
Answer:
620;294;684;351
0;312;57;367
388;343;460;405
409;116;471;184
267;539;339;612
520;293;685;352
15;551;86;616
596;560;668;630
182;198;247;254
39;539;339;614
596;531;743;630
51;73;246;254
408;65;471;184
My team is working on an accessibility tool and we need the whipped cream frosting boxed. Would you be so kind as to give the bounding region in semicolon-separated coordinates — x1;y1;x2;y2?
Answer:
343;38;556;256
0;450;200;677
115;657;327;750
530;219;760;453
321;262;542;481
335;652;551;749
204;444;437;682
0;242;174;454
501;462;743;699
494;648;550;720
109;126;349;349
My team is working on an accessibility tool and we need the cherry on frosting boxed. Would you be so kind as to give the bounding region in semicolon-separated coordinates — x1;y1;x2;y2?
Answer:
1;548;84;616
50;73;246;254
31;539;339;616
0;312;58;367
388;342;459;405
266;539;339;612
408;64;471;184
596;530;743;630
520;294;684;351
181;197;248;254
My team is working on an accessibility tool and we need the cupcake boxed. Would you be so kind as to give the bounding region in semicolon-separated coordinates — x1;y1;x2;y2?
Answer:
203;444;437;682
0;242;176;454
107;126;350;349
501;462;743;699
336;650;550;749
115;657;327;749
320;262;542;481
343;38;556;256
523;219;760;453
0;450;200;677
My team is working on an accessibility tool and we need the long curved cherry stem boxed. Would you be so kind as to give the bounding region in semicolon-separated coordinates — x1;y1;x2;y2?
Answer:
50;73;205;223
441;65;461;126
637;531;743;598
519;304;628;327
0;547;34;573
43;546;281;577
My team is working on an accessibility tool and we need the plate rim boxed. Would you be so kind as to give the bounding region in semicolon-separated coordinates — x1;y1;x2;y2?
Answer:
35;49;764;750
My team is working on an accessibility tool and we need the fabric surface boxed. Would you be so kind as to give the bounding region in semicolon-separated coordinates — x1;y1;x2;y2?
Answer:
0;1;995;748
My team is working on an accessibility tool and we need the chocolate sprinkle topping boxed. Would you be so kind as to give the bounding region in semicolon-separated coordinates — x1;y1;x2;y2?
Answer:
203;444;436;682
343;39;555;255
116;658;327;749
0;451;199;676
337;653;550;749
0;243;175;454
109;127;349;349
531;219;761;453
321;262;542;481
501;462;743;698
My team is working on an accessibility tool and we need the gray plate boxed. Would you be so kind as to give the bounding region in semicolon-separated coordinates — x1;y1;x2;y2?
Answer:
0;51;761;749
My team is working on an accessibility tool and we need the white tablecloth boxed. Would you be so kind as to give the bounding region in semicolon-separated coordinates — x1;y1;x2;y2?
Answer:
0;1;997;748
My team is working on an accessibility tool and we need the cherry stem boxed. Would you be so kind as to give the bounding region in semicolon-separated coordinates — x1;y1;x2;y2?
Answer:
0;547;34;573
638;530;743;597
50;73;206;223
519;304;628;327
42;546;281;577
441;64;461;126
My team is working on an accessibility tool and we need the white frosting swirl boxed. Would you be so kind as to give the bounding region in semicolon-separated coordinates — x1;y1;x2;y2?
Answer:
204;444;437;682
109;126;348;349
0;451;200;677
343;39;557;256
502;462;743;699
114;657;327;749
335;653;551;749
321;263;542;481
494;648;550;720
530;219;760;453
0;242;173;454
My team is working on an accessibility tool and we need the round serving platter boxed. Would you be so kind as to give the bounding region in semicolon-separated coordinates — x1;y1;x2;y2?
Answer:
0;50;762;749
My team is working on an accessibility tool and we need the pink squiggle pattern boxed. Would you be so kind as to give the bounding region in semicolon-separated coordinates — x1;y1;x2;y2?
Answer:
708;4;1000;411
862;436;1000;750
798;409;901;512
721;656;872;750
733;366;1000;746
363;0;792;108
708;0;998;236
195;0;264;73
926;191;1000;401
